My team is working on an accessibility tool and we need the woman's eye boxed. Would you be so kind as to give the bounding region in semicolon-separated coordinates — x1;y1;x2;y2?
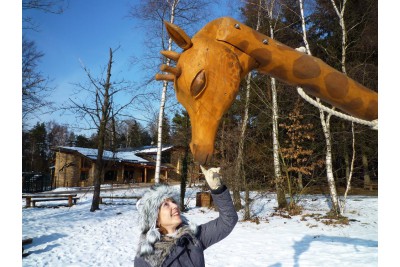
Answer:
190;70;206;98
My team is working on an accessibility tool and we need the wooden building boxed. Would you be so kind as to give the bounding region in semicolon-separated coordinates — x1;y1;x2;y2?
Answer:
52;146;175;188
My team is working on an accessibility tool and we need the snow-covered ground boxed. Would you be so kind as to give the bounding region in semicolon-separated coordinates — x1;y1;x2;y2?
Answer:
21;185;378;266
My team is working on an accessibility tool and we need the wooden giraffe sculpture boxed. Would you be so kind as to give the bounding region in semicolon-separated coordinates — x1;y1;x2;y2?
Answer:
155;17;378;165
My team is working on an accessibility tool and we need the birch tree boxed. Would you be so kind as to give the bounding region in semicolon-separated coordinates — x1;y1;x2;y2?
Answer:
297;0;356;215
154;1;178;184
296;0;341;214
129;0;210;184
264;0;287;209
328;0;358;214
232;0;263;217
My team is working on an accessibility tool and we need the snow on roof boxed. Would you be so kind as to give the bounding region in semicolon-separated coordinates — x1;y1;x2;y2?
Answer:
56;146;149;163
134;145;173;154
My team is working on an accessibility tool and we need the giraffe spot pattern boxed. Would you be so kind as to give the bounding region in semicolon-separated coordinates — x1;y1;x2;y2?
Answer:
293;55;321;79
345;98;364;110
324;72;349;99
366;100;378;119
249;48;272;67
302;84;321;95
221;51;241;89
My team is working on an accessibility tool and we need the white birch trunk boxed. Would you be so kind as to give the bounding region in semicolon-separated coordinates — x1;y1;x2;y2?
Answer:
267;14;281;183
271;76;281;180
320;110;340;214
299;0;340;214
234;0;262;217
340;122;355;213
331;0;352;214
264;1;286;208
330;0;348;74
154;1;178;184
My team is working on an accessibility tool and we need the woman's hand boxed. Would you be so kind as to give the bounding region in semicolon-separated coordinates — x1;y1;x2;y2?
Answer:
200;165;222;190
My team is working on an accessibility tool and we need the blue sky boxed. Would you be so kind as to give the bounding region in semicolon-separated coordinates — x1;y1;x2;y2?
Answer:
21;0;240;135
23;0;150;134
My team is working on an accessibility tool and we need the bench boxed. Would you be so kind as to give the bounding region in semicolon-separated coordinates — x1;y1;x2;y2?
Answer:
23;194;79;208
99;195;141;204
364;182;378;191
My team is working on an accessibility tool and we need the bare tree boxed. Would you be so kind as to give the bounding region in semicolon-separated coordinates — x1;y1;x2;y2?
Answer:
67;48;145;212
22;37;53;126
23;0;68;30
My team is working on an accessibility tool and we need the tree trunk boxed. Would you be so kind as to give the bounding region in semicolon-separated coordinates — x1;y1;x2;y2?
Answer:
320;111;340;215
233;71;253;212
297;172;303;191
271;77;286;208
180;112;190;210
362;145;371;187
340;121;350;184
299;0;342;215
340;122;355;214
155;1;177;184
266;20;286;209
180;145;189;211
91;48;113;212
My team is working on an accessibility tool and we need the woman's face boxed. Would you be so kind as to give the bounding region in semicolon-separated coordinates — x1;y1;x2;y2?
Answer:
157;198;182;234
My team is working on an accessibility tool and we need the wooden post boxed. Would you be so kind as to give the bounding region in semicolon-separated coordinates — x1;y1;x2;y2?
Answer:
68;195;73;207
25;196;31;208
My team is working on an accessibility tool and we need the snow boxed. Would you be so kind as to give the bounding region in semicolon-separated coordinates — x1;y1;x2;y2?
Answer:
136;146;173;154
21;185;379;266
57;146;149;163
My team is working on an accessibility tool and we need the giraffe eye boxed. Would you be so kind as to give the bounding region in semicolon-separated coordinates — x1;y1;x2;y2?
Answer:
190;70;207;98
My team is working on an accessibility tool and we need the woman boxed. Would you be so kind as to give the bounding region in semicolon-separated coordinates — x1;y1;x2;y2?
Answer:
134;166;238;267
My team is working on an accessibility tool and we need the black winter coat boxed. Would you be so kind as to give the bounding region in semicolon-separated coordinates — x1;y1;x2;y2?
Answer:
134;186;238;267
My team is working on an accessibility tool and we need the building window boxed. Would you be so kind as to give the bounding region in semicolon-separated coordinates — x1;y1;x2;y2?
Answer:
104;170;117;181
124;170;134;183
80;171;89;181
81;158;91;168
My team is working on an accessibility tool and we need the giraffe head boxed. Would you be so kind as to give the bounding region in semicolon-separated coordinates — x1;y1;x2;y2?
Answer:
156;19;256;165
156;17;378;165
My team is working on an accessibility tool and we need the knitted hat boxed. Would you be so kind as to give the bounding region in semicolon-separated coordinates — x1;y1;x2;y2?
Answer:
136;184;196;256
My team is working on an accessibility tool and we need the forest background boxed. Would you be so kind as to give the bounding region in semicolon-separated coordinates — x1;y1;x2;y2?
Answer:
3;0;398;262
20;0;378;194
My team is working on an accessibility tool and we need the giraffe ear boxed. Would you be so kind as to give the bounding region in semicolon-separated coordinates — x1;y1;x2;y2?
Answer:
164;21;193;50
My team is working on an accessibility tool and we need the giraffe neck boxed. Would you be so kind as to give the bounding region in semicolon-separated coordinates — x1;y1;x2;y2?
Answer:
214;17;377;121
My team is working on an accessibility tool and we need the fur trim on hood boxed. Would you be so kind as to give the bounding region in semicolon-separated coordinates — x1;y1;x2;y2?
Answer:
136;184;198;257
137;223;199;266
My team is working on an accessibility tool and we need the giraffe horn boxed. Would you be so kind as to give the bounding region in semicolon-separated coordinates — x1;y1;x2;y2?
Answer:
164;21;193;50
161;50;181;61
155;73;175;82
160;64;181;77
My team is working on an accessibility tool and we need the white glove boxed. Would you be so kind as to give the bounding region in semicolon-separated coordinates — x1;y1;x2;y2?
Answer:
200;165;222;190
